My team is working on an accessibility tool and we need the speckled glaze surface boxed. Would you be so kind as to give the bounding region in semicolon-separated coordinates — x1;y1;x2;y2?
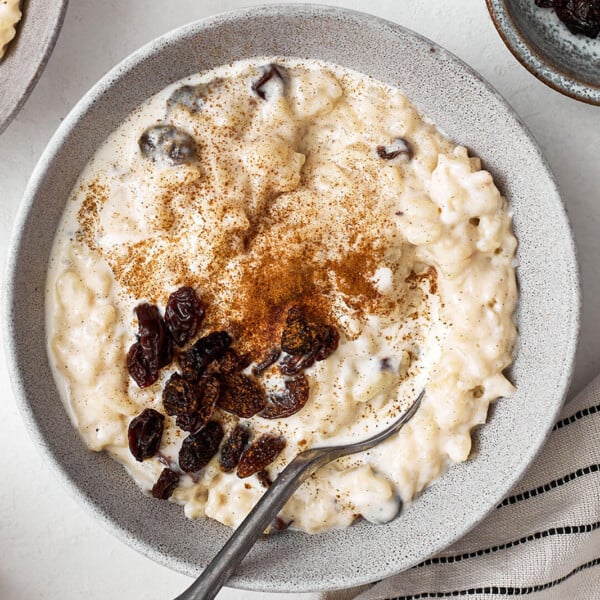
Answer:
486;0;600;105
0;0;69;135
5;4;580;593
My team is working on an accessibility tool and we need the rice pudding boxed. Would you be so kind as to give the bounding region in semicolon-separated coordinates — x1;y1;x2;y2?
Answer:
47;57;517;533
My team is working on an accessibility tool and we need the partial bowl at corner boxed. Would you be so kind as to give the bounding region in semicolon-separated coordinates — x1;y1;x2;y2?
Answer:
0;0;69;134
486;0;600;104
5;4;580;593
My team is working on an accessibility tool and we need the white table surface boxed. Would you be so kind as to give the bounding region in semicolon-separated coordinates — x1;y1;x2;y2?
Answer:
1;1;598;598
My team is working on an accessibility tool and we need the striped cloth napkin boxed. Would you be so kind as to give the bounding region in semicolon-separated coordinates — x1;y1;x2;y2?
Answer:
322;374;600;600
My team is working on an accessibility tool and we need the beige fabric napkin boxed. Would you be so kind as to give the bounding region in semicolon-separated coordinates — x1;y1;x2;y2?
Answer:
321;375;600;600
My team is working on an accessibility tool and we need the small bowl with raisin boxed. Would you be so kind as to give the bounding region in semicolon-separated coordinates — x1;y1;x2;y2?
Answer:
486;0;600;104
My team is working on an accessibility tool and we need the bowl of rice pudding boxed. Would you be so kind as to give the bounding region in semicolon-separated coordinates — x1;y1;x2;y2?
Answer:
6;4;579;592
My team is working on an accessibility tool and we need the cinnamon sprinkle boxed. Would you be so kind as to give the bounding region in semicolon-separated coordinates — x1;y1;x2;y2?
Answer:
73;65;435;360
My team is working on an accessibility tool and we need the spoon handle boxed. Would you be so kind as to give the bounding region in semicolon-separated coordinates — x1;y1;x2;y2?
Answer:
174;449;328;600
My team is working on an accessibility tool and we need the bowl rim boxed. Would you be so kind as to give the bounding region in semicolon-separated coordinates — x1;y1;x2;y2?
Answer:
4;2;581;592
0;0;70;135
486;0;600;106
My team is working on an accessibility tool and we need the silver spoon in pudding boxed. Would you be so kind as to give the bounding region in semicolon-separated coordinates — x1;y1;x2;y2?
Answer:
175;388;426;600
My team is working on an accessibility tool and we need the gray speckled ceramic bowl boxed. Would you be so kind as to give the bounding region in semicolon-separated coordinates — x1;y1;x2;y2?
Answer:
5;4;580;593
0;0;69;135
486;0;600;105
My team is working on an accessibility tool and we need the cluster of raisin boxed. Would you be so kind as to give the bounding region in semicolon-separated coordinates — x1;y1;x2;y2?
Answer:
536;0;600;38
125;288;339;502
127;287;204;388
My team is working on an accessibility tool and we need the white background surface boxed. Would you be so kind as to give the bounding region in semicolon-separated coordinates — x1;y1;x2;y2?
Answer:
1;1;598;598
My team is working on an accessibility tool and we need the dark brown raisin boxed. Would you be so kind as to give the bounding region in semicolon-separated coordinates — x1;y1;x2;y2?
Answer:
128;408;165;462
278;309;339;375
175;376;220;433
312;324;339;361
218;373;267;418
251;64;287;100
256;470;272;488
139;125;197;165
380;357;393;371
135;303;173;371
164;287;205;347
237;434;286;478
179;331;232;382
151;468;180;499
261;374;310;419
216;349;252;375
162;372;197;416
279;353;315;376
127;341;158;388
376;138;413;161
252;348;281;376
280;307;314;355
179;421;224;473
219;425;251;472
127;302;174;389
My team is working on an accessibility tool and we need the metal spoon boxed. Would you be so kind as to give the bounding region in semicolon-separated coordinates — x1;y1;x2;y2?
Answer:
175;388;425;600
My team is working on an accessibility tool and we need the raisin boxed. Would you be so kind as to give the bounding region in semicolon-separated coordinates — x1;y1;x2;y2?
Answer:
251;64;288;100
139;125;197;165
237;434;286;478
252;348;281;376
128;408;165;462
216;349;252;375
135;303;173;371
256;470;272;488
179;331;232;382
175;376;220;433
162;372;197;416
219;425;251;472
164;287;205;347
127;303;173;388
312;324;339;361
380;357;393;371
261;374;310;419
127;341;158;388
179;421;224;473
279;353;315;376
376;138;413;161
278;308;339;374
218;373;266;418
281;307;314;355
151;468;180;499
166;79;224;114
